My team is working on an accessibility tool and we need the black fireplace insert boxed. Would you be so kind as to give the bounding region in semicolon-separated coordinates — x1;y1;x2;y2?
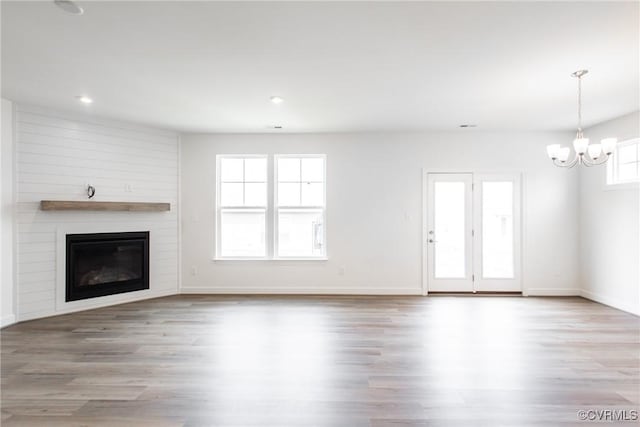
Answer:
66;231;149;302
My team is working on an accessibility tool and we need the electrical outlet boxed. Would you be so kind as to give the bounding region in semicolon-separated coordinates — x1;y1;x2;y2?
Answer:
338;266;346;276
191;266;198;276
125;184;133;192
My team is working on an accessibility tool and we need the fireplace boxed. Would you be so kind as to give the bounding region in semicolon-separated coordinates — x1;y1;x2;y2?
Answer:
66;232;149;302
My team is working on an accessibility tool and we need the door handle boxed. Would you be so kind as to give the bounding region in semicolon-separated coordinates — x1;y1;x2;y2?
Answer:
428;239;437;243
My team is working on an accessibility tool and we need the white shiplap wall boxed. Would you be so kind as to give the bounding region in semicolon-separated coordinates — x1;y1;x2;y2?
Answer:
15;104;179;321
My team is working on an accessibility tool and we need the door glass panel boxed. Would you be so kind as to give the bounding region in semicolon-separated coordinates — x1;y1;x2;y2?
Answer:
482;182;514;278
434;182;466;278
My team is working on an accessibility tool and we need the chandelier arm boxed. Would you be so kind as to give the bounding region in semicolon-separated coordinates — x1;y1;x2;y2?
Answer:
565;156;580;169
553;153;580;168
581;154;594;167
582;154;611;167
582;156;595;167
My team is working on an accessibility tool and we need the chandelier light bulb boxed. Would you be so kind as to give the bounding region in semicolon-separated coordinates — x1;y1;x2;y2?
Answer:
587;144;602;160
558;147;571;162
601;138;617;155
546;144;560;159
573;138;589;155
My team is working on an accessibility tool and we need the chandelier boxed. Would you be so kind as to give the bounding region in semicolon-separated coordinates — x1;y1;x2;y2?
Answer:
546;70;617;168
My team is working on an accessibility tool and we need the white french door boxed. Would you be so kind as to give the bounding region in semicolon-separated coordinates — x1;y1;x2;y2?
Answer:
426;173;474;292
425;172;521;293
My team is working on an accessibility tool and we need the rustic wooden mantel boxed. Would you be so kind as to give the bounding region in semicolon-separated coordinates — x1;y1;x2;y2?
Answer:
40;200;171;212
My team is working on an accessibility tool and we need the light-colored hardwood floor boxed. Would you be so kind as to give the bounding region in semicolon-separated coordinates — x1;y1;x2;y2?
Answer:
1;295;639;426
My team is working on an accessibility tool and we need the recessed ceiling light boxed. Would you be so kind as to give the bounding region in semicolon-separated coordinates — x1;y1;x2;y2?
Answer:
76;95;93;105
459;124;477;128
270;96;284;105
54;0;84;15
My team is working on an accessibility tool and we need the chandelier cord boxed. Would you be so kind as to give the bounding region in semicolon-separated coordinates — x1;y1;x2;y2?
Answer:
577;75;582;135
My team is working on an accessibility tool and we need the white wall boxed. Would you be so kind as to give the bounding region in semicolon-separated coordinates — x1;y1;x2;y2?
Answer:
14;104;180;321
1;98;16;327
181;131;579;295
579;111;640;315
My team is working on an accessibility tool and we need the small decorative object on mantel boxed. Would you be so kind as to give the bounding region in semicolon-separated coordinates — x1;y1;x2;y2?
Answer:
87;184;96;199
40;200;170;212
546;70;617;168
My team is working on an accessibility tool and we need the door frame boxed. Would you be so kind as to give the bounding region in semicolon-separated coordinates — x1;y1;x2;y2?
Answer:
421;169;525;295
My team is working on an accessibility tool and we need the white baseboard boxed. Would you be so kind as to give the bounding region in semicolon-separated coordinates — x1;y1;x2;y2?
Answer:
1;314;16;328
17;288;177;323
580;289;640;316
524;288;581;296
180;287;421;296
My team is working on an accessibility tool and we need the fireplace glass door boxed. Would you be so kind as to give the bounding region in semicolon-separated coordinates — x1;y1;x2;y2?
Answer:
66;232;149;302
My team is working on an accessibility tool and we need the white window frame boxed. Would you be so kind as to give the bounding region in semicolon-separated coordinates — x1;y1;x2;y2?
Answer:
215;154;269;260
274;154;327;260
607;138;640;188
214;154;327;261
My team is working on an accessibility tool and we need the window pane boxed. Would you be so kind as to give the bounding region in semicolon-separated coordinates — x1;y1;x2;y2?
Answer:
482;182;514;278
301;182;324;206
611;140;640;184
220;210;266;257
244;158;267;182
618;144;638;164
434;182;466;278
244;183;266;206
278;183;301;206
220;158;243;182
220;183;243;206
278;158;301;182
278;210;324;257
618;162;638;182
301;157;324;182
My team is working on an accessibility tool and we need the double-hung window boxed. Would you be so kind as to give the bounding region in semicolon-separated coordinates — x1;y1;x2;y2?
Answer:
216;154;326;259
607;138;640;185
217;155;268;258
275;155;326;258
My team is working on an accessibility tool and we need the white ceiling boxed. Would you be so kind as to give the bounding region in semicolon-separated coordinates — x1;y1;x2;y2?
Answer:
2;1;638;133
